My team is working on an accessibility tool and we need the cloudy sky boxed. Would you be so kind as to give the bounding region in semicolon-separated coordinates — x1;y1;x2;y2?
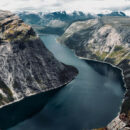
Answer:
0;0;130;15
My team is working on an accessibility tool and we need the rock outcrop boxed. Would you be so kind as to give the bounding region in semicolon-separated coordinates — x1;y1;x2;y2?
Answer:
59;16;130;129
0;10;78;107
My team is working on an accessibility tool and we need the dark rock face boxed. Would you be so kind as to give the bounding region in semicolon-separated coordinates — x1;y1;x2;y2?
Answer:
118;59;130;113
0;10;78;106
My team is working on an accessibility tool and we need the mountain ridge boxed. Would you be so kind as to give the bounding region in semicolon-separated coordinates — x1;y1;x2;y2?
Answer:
0;10;78;107
18;11;127;36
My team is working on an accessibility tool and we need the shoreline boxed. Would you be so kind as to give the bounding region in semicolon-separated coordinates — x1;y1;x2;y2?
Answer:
58;36;127;116
58;35;127;117
77;56;129;128
57;35;129;128
0;72;77;109
1;34;126;128
78;56;126;89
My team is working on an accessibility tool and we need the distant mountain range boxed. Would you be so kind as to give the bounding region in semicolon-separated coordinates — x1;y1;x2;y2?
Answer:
18;11;95;35
98;11;126;17
18;11;127;35
18;11;94;25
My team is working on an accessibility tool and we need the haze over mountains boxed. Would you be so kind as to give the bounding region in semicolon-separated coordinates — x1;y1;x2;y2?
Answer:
18;11;127;35
1;0;130;16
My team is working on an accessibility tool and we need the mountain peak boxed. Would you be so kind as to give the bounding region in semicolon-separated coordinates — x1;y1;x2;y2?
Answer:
98;11;126;17
0;10;36;43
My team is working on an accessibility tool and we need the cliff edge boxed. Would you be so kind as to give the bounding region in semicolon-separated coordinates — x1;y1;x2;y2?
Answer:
0;10;78;106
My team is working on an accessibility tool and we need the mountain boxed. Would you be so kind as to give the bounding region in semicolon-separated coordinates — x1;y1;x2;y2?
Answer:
59;16;130;64
18;11;95;35
18;11;127;36
59;16;130;129
98;11;126;17
0;10;78;107
18;11;94;25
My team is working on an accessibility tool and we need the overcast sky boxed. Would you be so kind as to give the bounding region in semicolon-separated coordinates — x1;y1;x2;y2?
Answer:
0;0;130;15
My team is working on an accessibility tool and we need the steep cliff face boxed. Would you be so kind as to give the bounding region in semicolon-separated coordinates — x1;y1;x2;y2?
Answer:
59;17;130;65
0;10;78;106
59;16;130;129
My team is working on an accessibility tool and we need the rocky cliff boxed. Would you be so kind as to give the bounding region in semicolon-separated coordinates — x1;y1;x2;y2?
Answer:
0;10;78;107
59;16;130;129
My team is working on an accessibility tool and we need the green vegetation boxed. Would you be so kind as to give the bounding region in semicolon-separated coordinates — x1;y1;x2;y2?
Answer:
95;51;108;60
126;54;130;60
106;45;129;65
110;45;125;57
2;22;37;42
105;58;116;64
0;79;14;105
114;45;124;52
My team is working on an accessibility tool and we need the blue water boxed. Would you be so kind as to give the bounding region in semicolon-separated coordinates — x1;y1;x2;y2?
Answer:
9;35;124;130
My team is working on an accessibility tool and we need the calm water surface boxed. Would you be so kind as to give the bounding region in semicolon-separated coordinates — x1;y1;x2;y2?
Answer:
9;35;124;130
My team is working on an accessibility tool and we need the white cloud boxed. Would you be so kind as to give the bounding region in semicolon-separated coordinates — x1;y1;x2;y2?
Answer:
0;0;130;14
